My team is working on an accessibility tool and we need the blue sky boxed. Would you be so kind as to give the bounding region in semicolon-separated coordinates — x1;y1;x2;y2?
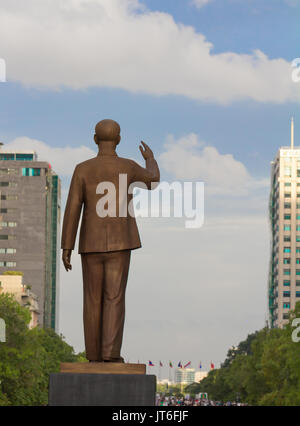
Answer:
0;0;300;373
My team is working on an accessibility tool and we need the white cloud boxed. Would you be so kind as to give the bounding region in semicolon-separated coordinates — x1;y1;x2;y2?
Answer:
0;0;298;103
192;0;213;8
159;133;268;195
4;136;96;176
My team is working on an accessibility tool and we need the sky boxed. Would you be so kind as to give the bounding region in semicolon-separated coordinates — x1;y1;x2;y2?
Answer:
0;0;300;377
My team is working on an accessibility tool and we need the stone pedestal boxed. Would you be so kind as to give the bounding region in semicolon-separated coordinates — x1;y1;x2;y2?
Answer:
49;363;156;406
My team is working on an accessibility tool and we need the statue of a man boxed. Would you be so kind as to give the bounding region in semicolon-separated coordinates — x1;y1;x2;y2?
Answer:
61;119;160;362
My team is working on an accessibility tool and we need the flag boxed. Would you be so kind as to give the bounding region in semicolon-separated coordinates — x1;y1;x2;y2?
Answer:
199;361;202;369
184;361;191;369
149;360;154;366
169;361;173;368
159;361;163;367
210;362;215;370
178;361;182;368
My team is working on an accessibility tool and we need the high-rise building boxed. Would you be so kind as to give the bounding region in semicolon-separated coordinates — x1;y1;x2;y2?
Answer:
0;273;39;329
269;118;300;328
0;146;61;330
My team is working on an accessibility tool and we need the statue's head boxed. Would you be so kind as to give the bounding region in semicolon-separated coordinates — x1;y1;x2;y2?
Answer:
94;119;121;147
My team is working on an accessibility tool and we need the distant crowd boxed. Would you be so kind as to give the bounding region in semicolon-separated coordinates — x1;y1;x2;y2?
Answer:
156;396;248;406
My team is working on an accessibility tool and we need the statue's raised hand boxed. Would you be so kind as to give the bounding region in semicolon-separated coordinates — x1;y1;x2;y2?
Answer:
139;141;154;160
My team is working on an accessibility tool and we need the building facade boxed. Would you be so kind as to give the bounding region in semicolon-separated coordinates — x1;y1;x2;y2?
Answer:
174;368;195;385
0;273;39;329
0;147;61;330
269;119;300;327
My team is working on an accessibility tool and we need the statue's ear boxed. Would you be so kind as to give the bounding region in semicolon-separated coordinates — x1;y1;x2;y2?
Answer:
94;134;98;145
116;135;121;145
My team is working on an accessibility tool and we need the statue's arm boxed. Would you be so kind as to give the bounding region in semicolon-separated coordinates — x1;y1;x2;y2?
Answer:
61;165;83;271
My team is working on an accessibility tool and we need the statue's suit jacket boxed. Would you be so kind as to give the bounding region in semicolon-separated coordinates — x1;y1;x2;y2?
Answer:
61;151;160;253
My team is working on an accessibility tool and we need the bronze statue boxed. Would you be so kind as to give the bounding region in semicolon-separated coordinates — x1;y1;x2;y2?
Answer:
61;119;160;363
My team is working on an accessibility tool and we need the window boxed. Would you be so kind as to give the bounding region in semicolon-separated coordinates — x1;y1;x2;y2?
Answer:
285;203;291;209
284;167;292;177
297;215;300;220
284;247;291;253
0;182;9;187
285;182;291;186
297;269;300;275
22;167;41;177
284;225;291;231
284;193;291;198
0;235;8;240
284;269;291;275
297;226;300;231
6;195;18;201
297;248;300;253
296;236;300;242
283;291;290;297
283;314;289;320
283;303;290;309
16;154;33;161
297;169;300;177
297;204;300;209
284;258;291;264
0;154;14;160
296;292;300;298
283;280;290;286
284;236;291;242
297;259;300;264
284;214;291;220
297;281;300;286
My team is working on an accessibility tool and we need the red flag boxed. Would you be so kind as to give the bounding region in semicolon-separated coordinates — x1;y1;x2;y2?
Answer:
159;361;163;367
210;362;215;370
184;361;191;368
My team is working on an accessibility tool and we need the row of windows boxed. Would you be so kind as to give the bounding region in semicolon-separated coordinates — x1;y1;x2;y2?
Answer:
0;235;16;240
0;168;18;176
283;247;300;253
283;258;300;264
0;248;16;254
283;203;300;208
284;193;300;198
0;182;17;188
284;214;300;219
284;167;300;177
281;236;300;242
0;153;34;161
0;261;16;267
284;269;300;275
282;225;300;231
0;168;41;177
284;182;300;186
283;281;300;286
0;222;17;228
0;208;18;214
283;291;300;297
22;168;41;176
1;194;18;201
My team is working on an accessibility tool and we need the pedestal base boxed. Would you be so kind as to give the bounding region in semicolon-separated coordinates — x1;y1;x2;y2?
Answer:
49;373;156;406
